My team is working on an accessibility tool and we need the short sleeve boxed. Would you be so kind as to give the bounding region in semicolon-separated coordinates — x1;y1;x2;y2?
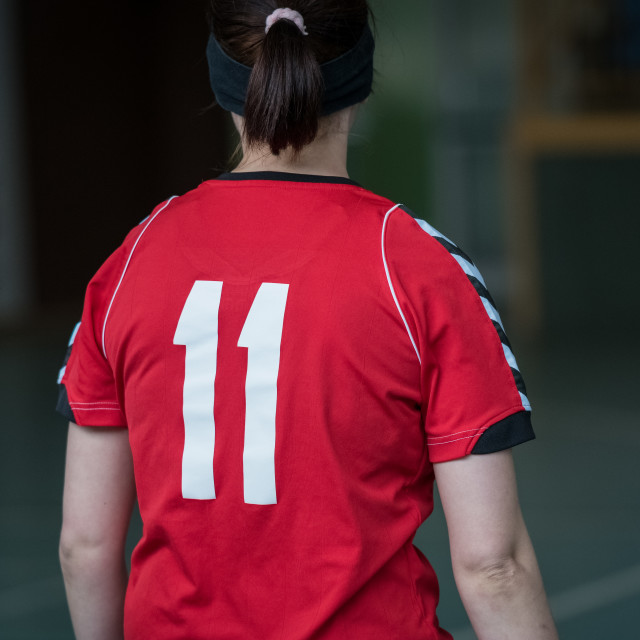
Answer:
56;198;178;427
57;248;129;427
384;206;534;463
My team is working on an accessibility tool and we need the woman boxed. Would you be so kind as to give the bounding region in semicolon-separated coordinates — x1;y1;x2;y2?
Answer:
58;2;558;638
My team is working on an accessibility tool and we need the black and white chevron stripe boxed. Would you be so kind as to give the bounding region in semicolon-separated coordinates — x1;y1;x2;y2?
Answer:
408;209;531;412
57;321;81;385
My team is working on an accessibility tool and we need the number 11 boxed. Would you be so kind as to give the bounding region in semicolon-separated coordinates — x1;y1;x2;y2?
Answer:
173;281;289;504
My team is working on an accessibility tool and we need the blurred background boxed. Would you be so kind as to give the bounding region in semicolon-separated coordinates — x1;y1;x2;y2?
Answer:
1;0;639;638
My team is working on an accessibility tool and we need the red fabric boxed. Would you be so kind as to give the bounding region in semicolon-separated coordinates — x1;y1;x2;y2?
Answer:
61;177;527;639
383;211;527;462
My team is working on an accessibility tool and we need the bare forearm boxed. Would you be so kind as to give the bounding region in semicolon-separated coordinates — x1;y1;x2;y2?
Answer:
455;554;558;640
60;546;128;640
434;452;558;639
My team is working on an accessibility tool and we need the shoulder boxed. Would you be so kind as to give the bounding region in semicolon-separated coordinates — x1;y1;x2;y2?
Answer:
381;204;511;368
382;204;480;293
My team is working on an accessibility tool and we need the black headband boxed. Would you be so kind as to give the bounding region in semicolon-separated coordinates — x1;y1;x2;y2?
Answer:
206;24;375;116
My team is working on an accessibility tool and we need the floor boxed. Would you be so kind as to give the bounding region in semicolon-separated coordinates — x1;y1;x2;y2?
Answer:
1;317;639;639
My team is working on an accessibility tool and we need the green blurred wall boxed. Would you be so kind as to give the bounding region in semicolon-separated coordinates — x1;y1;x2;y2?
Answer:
348;0;434;217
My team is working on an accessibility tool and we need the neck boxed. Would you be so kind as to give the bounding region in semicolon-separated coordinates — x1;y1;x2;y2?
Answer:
231;108;354;178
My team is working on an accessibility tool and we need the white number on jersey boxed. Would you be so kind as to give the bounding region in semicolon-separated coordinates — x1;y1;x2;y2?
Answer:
174;281;289;504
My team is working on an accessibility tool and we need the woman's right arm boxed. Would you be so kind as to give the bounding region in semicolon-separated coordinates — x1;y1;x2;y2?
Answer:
434;449;558;640
60;422;136;640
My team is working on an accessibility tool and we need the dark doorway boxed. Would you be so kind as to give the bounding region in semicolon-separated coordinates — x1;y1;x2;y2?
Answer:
19;0;231;309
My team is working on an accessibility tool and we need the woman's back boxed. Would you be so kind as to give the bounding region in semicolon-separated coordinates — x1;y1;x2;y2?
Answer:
78;174;436;637
57;3;558;639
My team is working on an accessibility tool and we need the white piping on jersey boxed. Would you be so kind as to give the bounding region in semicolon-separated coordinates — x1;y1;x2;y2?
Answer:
381;204;422;364
412;216;531;412
101;196;178;358
68;401;120;405
68;406;122;411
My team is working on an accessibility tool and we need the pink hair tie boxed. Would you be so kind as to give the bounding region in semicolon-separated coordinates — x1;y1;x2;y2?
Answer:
265;8;308;36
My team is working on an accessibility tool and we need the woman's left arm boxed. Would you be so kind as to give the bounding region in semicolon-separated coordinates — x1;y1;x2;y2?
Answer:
434;449;558;640
59;422;136;640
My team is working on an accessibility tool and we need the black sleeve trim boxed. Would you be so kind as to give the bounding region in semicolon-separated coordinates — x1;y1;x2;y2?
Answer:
472;411;535;454
56;384;76;423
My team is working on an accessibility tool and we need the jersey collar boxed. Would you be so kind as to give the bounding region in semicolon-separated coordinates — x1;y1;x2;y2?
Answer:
216;171;361;187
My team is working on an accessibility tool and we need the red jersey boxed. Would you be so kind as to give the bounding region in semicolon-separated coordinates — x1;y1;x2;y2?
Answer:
58;172;533;639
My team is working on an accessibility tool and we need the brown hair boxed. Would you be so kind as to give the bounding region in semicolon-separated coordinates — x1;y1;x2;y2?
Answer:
207;1;371;155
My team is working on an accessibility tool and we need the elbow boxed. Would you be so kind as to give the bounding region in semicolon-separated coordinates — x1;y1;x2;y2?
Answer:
59;530;84;577
453;552;531;599
451;519;538;598
59;529;87;579
59;527;121;580
470;556;523;594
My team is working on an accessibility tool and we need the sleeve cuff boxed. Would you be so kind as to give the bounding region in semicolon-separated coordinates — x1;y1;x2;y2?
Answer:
56;384;76;422
471;411;535;454
56;383;127;427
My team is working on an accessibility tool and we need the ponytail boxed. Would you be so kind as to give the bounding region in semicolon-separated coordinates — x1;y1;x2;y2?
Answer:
244;20;323;155
207;1;372;155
